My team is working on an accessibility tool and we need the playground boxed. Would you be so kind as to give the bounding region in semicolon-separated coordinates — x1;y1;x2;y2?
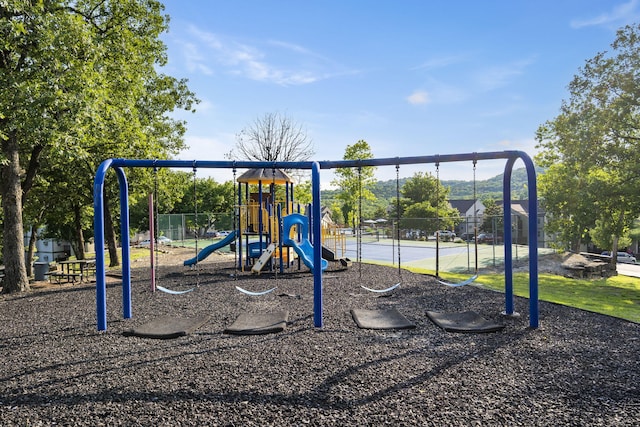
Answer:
1;151;633;424
0;252;638;425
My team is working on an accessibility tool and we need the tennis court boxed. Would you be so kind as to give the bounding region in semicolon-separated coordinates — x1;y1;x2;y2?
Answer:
344;237;552;273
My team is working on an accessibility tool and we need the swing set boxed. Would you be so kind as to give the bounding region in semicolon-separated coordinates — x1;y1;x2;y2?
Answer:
93;151;540;331
148;164;198;295
355;163;402;293
433;160;480;287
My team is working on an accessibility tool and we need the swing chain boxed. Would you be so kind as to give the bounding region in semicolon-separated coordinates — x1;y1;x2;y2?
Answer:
232;164;238;279
192;164;200;285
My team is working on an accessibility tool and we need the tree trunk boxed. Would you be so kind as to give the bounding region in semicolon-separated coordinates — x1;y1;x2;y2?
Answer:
73;204;86;260
0;135;30;293
572;238;581;254
104;191;120;267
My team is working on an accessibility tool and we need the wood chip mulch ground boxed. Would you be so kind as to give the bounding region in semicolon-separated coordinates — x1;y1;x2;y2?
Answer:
0;248;638;426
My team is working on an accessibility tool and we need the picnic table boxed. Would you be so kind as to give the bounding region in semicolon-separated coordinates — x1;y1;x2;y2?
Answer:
49;259;96;284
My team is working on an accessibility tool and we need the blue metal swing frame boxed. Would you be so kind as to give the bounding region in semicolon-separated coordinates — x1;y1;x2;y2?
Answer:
93;151;539;331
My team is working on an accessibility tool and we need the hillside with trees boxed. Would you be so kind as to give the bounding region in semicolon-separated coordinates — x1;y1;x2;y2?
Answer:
322;167;540;205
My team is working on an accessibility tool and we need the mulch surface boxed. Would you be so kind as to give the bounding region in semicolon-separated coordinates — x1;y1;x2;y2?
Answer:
1;252;638;426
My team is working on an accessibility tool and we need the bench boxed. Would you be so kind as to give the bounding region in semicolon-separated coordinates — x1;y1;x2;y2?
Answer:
49;272;82;284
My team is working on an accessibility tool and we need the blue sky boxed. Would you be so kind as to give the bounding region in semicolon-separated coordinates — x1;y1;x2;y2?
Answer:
160;0;640;187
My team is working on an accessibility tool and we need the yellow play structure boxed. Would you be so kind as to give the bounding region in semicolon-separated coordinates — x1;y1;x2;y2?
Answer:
235;168;347;272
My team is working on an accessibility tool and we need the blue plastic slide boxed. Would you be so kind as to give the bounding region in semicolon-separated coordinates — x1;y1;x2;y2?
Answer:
183;230;237;266
282;213;328;272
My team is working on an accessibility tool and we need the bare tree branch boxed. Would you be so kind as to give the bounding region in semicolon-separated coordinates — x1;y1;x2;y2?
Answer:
228;112;314;163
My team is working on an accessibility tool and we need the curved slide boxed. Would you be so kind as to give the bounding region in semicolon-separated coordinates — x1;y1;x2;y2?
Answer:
183;230;237;266
282;213;328;272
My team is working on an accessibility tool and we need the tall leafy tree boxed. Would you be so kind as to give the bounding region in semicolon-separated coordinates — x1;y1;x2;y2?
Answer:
480;199;504;236
536;24;640;259
293;180;313;206
331;140;377;228
0;0;196;293
172;176;235;236
400;172;458;236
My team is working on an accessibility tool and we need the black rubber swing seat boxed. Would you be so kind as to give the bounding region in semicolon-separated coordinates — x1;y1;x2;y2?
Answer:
123;315;210;339
351;308;416;330
224;311;289;335
426;310;505;333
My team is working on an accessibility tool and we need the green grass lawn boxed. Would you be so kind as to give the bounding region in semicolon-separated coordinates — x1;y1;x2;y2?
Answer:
85;247;153;269
403;265;640;324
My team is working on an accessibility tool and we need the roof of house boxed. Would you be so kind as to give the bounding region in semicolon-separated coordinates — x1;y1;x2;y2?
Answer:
497;199;545;215
449;199;479;215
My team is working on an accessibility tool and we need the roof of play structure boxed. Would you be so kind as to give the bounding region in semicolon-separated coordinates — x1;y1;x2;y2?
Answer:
236;168;293;185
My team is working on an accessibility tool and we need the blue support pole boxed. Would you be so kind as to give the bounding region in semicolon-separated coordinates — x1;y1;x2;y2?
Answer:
244;182;250;267
311;162;323;328
93;161;132;331
93;160;110;331
114;167;132;320
502;155;539;328
522;155;539;328
278;204;284;273
258;181;264;257
502;158;516;316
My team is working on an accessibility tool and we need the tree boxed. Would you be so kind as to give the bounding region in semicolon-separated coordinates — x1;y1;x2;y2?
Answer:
401;172;435;204
0;1;196;293
400;172;458;237
227;111;314;201
173;177;235;236
228;112;314;163
293;180;313;206
535;24;640;260
480;199;504;237
331;140;377;229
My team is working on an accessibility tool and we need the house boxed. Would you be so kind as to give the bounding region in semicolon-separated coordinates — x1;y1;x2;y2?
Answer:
320;206;334;228
507;200;548;246
449;199;485;238
449;199;549;247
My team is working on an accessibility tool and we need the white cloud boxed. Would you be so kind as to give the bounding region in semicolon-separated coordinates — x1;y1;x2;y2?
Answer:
412;53;470;71
413;76;470;105
492;137;539;157
194;99;214;113
181;25;348;86
570;0;640;29
409;58;534;107
473;57;536;92
182;42;214;75
407;90;430;105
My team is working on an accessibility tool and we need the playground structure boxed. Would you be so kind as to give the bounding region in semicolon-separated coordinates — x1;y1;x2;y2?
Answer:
177;166;345;273
183;230;238;267
93;151;539;331
234;167;340;273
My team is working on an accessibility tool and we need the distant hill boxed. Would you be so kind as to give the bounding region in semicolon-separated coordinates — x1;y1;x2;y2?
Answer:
321;167;543;203
444;166;544;200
